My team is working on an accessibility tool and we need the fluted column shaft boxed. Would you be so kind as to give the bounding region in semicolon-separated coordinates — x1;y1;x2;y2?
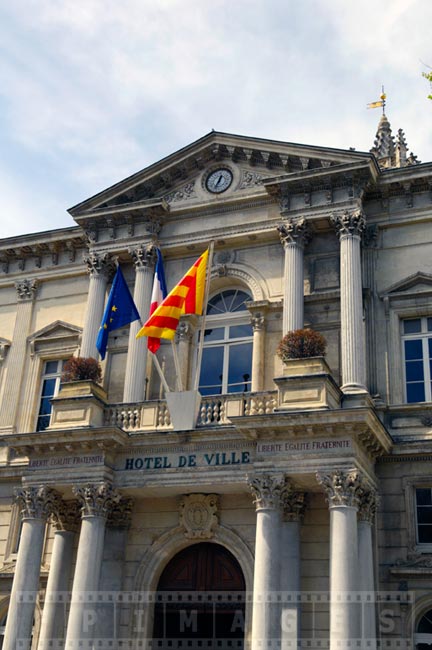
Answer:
37;502;80;650
3;487;60;650
80;254;113;359
331;210;367;392
0;280;38;432
317;470;362;650
248;475;284;650
64;483;121;650
123;246;156;402
278;219;311;334
280;487;305;650
358;491;378;649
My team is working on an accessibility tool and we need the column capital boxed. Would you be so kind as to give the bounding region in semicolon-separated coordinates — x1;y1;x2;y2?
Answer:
248;474;285;511
280;479;306;522
250;311;266;332
14;486;62;521
73;481;122;519
15;279;39;302
316;469;362;508
107;496;134;529
129;243;157;270
277;217;312;248
51;499;81;532
330;208;366;240
83;251;115;278
358;488;379;523
176;315;198;342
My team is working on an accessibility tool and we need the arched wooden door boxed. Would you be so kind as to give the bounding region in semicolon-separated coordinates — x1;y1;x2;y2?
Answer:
153;542;245;648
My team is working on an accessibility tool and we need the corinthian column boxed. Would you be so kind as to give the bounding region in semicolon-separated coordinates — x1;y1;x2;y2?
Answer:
278;218;311;334
317;470;362;650
3;486;60;650
248;475;284;650
64;482;121;650
38;501;80;650
330;210;367;392
80;253;114;359
280;481;305;650
0;280;38;433
248;304;267;392
123;244;156;402
358;489;378;649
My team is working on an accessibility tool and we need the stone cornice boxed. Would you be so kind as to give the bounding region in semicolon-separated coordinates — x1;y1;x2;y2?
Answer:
2;427;129;456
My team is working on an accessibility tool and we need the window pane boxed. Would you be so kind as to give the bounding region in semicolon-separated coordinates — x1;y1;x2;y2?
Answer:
38;397;53;416
41;378;57;398
417;507;432;524
429;338;432;357
428;318;432;332
229;324;253;339
207;295;227;315
404;339;423;360
406;360;425;381
199;347;224;394
417;489;432;505
230;291;250;312
403;319;422;334
45;360;59;374
203;328;224;342
407;382;425;403
418;526;432;543
36;414;51;432
227;342;252;391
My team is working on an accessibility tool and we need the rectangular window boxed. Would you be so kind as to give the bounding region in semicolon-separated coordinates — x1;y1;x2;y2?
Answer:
402;318;432;403
36;360;63;431
416;488;432;544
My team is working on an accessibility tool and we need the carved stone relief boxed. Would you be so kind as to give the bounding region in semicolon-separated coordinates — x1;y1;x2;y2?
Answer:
179;494;219;539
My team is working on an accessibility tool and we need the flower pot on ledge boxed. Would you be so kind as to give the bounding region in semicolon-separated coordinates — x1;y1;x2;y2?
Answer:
274;357;341;411
48;380;107;429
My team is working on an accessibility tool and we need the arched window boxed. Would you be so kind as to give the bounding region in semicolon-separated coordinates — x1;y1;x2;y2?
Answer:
416;609;432;649
198;289;253;395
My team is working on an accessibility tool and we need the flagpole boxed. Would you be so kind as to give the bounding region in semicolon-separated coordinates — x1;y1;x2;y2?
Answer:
150;352;170;394
171;340;183;392
193;240;215;391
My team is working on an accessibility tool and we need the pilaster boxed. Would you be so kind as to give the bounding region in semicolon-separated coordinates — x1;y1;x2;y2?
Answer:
248;302;268;392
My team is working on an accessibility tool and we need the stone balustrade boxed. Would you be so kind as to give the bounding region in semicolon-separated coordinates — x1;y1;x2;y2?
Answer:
104;391;278;431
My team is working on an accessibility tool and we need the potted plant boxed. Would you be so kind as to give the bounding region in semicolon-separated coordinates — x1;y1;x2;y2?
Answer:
48;357;106;429
274;328;341;410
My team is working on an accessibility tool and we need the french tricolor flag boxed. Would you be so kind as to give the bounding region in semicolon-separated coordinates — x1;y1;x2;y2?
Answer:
148;248;168;353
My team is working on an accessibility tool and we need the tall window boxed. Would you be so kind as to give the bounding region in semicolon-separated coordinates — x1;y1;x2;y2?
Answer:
198;289;253;396
415;488;432;545
416;608;432;649
36;360;63;431
402;317;432;403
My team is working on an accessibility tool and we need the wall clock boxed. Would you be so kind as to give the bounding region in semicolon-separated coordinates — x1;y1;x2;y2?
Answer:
205;168;233;194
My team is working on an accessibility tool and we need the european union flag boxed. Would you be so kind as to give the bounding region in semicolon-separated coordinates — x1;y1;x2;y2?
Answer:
96;266;140;360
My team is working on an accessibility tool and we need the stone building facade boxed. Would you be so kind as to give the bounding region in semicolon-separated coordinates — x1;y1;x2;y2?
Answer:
0;117;432;649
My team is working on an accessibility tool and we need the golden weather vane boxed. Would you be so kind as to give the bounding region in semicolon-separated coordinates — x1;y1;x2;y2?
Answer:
367;85;386;114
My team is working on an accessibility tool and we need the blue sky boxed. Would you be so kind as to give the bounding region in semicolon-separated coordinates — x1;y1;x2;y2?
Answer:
1;0;431;239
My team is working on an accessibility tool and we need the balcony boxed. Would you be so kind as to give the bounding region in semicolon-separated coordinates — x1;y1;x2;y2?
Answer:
103;391;278;432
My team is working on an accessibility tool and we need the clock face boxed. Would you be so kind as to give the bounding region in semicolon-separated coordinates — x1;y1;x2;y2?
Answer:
205;168;233;194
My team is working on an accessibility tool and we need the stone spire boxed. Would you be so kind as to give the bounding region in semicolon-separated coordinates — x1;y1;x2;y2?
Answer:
370;114;420;169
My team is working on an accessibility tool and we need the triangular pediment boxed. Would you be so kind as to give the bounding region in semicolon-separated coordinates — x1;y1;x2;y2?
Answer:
68;131;373;222
28;321;82;355
381;272;432;297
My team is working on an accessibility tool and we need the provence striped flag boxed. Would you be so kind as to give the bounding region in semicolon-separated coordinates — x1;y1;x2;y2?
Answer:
136;248;209;343
147;248;168;353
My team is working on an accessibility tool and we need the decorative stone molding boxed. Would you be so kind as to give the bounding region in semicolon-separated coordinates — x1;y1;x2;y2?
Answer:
330;209;366;239
15;279;38;301
146;219;162;237
83;252;114;278
277;217;311;248
107;497;134;529
164;181;196;204
238;170;266;189
358;489;379;524
14;486;62;521
129;243;157;269
0;338;11;365
280;479;306;522
179;494;219;539
250;311;265;332
248;474;285;511
176;319;194;342
51;499;81;532
316;470;362;508
73;482;122;519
